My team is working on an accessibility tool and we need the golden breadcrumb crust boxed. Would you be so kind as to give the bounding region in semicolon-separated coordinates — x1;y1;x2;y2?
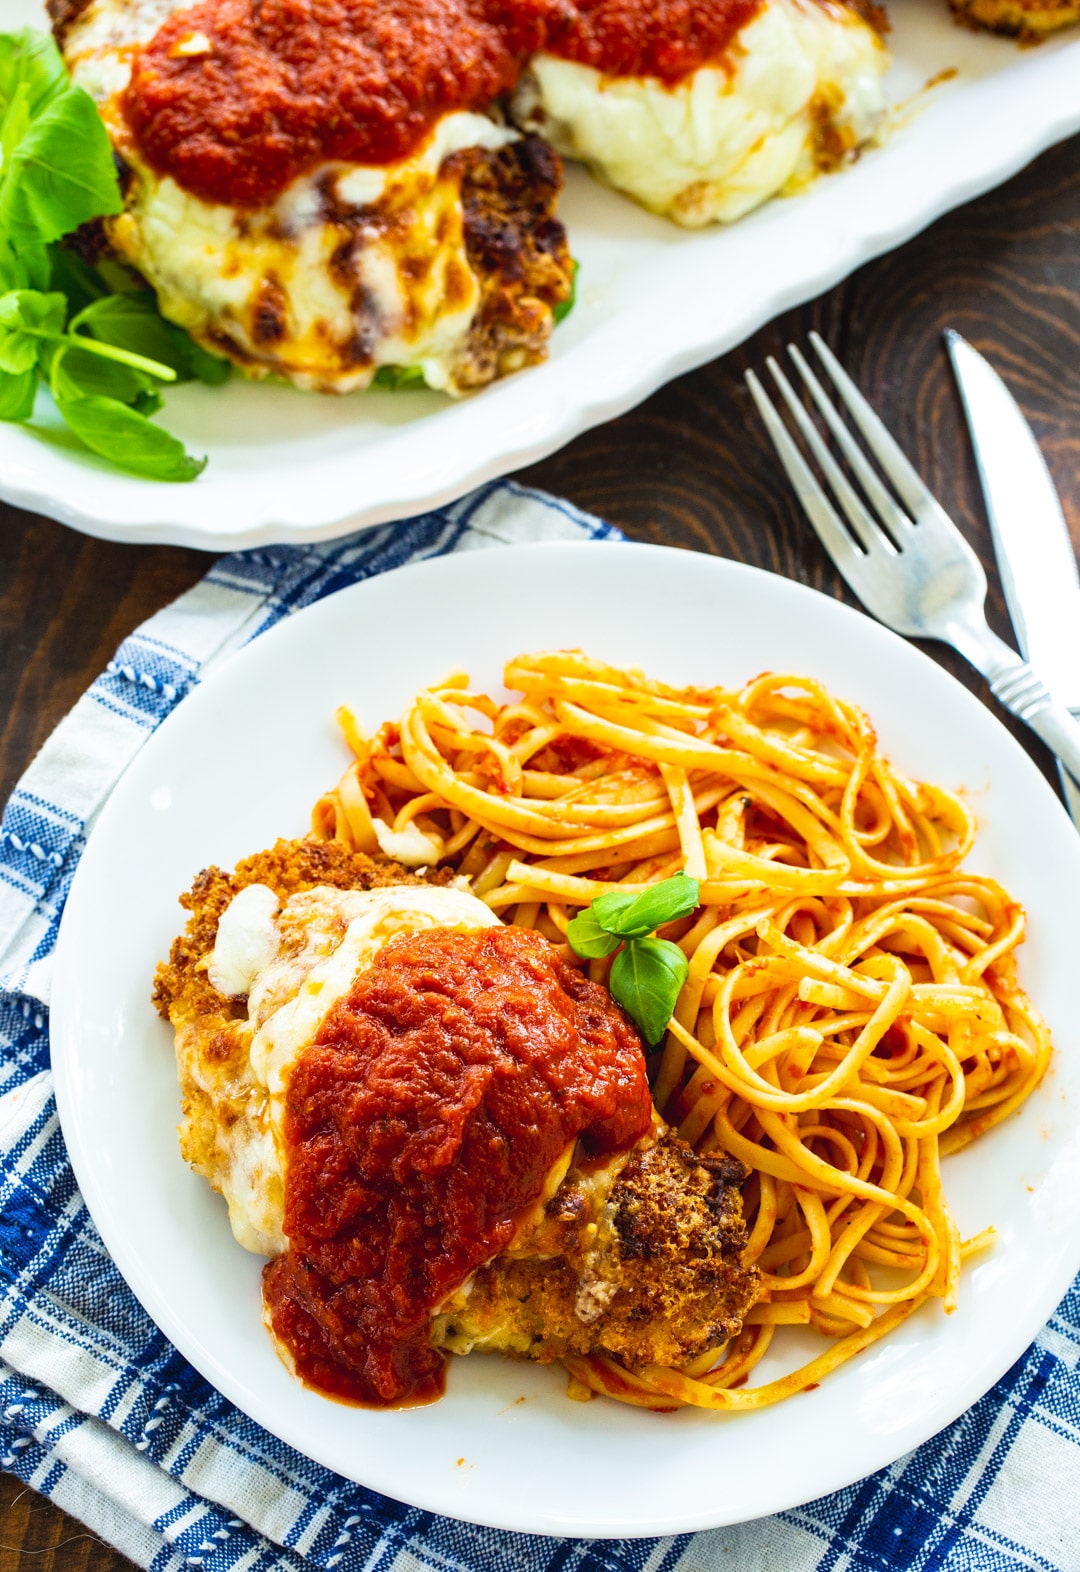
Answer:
950;0;1078;36
435;1133;758;1370
45;0;89;43
453;136;574;389
153;836;434;1020
154;837;436;1201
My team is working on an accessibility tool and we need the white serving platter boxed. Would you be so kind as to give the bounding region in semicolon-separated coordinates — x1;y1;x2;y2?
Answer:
1;0;1079;548
51;543;1080;1537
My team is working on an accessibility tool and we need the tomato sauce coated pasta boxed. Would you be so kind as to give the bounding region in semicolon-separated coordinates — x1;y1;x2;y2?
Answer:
311;652;1052;1411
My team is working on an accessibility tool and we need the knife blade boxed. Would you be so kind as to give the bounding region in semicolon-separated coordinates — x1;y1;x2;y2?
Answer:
945;329;1080;821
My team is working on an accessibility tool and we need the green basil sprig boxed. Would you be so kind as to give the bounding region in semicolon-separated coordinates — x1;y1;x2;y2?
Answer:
0;287;209;479
552;258;578;325
0;28;120;293
566;872;700;1045
371;364;428;391
0;28;225;480
72;292;231;386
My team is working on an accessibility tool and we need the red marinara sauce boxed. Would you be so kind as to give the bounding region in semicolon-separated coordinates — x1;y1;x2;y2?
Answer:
122;0;764;210
122;0;548;209
262;924;652;1407
543;0;765;83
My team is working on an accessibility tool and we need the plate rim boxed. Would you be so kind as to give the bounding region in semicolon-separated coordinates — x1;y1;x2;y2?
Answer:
2;30;1080;548
50;541;1080;1537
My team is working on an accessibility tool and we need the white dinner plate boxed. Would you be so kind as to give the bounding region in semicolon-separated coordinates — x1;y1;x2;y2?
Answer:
51;543;1080;1538
1;0;1079;548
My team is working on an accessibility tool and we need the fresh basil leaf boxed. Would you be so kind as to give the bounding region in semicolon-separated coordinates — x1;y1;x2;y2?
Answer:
0;84;122;249
565;910;622;960
0;29;69;120
0;321;39;372
372;364;427;391
0;233;49;293
47;242;108;314
553;258;578;326
95;258;145;295
186;336;231;385
72;293;230;385
0;31;212;479
73;294;189;366
608;937;689;1047
131;385;164;417
0;365;36;420
0;239;18;294
582;888;641;931
590;872;700;940
0;288;66;331
1;79;31;165
26;243;50;291
50;340;159;408
55;392;206;481
0;288;65;372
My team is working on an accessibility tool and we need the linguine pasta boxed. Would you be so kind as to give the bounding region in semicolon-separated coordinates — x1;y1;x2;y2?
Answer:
310;651;1051;1412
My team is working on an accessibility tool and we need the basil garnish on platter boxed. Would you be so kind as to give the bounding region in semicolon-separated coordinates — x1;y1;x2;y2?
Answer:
566;872;700;1045
0;28;222;480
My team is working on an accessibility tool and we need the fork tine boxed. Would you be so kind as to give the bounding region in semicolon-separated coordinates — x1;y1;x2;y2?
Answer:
809;333;938;519
765;356;897;558
786;344;914;542
744;369;862;579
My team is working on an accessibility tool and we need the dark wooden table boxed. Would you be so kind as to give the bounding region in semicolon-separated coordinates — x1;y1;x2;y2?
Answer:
1;132;1078;1572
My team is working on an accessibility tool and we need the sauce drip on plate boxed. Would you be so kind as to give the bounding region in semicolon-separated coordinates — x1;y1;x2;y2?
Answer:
262;924;651;1407
122;0;766;208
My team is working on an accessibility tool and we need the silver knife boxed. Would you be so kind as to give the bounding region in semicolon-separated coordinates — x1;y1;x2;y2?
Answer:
945;330;1080;824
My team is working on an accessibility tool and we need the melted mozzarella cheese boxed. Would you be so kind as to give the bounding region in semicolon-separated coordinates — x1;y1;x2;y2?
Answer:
371;818;445;866
64;0;181;98
100;116;513;393
516;0;887;226
207;883;280;998
209;883;500;1256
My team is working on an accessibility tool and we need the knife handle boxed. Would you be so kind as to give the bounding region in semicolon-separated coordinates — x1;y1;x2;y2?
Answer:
951;623;1080;784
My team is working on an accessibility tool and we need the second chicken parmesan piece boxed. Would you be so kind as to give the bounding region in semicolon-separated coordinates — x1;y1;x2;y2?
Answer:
51;0;573;393
513;0;889;227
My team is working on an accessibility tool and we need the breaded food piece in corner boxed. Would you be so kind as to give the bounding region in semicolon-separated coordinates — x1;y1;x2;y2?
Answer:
950;0;1079;36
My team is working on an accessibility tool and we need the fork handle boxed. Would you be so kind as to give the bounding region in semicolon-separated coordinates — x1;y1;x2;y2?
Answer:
951;623;1080;785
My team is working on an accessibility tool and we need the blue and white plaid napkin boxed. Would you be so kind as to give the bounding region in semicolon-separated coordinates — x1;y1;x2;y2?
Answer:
1;481;1077;1572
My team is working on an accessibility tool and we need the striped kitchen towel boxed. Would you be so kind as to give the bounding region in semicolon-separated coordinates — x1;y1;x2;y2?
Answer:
1;480;1077;1572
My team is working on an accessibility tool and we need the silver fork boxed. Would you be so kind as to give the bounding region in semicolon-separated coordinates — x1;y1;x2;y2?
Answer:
746;334;1080;786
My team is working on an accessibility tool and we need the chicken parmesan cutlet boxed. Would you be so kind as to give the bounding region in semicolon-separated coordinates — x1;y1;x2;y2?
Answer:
50;0;574;394
154;837;758;1406
512;0;890;227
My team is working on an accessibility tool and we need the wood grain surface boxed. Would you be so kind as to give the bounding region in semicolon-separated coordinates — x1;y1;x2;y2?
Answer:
1;130;1078;1572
